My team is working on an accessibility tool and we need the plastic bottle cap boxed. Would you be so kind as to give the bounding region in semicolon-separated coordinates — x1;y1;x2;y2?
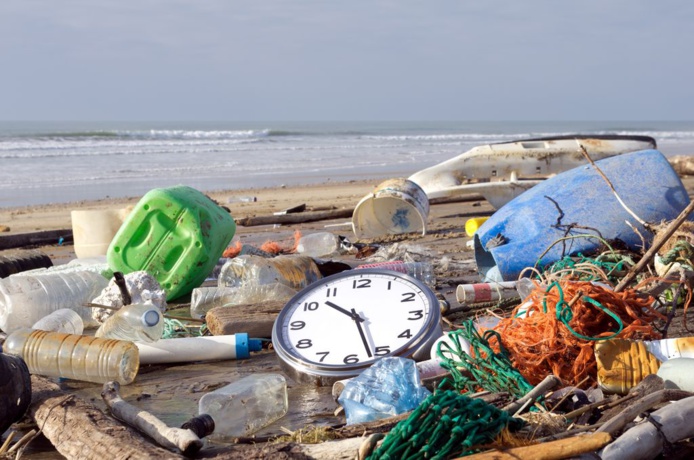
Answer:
141;309;161;327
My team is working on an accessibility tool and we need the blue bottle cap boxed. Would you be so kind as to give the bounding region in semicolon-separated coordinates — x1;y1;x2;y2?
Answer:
234;333;263;359
141;309;161;327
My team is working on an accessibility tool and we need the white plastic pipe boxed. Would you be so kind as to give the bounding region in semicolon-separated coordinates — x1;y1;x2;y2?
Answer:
135;334;262;364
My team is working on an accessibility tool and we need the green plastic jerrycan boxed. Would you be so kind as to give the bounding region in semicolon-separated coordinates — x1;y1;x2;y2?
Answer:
107;186;236;301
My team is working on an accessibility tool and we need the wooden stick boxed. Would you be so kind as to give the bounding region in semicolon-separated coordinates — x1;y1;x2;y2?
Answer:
502;374;561;416
614;198;694;292
101;381;203;456
462;431;611;460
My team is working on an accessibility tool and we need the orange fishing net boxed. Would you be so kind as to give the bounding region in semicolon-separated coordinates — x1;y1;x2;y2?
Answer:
487;280;666;387
222;230;302;258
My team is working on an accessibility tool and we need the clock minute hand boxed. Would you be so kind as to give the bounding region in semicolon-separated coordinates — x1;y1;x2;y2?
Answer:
325;301;363;322
352;308;372;358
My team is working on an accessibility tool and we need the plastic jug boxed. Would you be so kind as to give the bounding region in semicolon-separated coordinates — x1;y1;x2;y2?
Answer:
107;186;236;301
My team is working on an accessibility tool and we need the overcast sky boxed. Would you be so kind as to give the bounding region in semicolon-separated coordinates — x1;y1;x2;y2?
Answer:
1;1;692;121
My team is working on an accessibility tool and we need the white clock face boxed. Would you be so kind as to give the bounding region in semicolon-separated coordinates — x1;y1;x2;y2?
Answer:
275;270;435;369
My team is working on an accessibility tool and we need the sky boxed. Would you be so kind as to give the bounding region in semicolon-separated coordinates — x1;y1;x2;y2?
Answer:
1;1;692;122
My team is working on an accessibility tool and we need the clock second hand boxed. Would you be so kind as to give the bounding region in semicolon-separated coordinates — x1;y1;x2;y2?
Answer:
351;308;373;358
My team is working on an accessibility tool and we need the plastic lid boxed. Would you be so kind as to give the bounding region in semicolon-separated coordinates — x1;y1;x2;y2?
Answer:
141;309;161;327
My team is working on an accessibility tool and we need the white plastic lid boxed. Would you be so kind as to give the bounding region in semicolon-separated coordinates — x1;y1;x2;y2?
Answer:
141;309;161;327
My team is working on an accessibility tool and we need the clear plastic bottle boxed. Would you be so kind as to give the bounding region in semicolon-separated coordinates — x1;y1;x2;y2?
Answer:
0;271;109;334
95;303;164;343
295;232;342;258
31;308;84;335
190;283;297;319
217;255;322;291
183;374;288;441
190;286;237;319
355;260;436;287
3;329;140;385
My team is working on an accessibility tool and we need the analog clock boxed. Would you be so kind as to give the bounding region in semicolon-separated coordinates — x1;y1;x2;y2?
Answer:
271;268;443;386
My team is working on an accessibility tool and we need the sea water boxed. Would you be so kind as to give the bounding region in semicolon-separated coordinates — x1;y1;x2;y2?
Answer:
2;120;693;209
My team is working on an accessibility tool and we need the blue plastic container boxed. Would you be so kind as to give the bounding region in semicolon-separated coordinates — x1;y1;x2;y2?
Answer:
474;149;690;281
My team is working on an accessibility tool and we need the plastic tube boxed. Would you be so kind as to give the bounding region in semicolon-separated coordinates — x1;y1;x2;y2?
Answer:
134;334;262;364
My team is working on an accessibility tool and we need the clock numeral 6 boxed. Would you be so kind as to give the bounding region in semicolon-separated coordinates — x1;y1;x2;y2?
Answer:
290;321;305;330
374;346;391;356
296;339;313;349
343;354;360;364
408;310;424;320
303;301;319;311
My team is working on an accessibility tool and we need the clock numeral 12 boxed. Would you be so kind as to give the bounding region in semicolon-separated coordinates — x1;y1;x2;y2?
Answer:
352;279;371;289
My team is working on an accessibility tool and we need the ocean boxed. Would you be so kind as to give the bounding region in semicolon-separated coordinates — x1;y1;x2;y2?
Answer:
1;120;693;209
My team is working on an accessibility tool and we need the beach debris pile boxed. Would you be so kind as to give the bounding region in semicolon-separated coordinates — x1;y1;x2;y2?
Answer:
2;140;694;459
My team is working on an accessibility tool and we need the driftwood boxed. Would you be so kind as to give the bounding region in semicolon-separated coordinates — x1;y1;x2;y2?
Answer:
464;432;611;460
615;198;694;292
205;300;285;337
235;193;486;227
0;228;73;250
29;375;184;459
235;208;354;227
502;374;561;416
101;381;203;455
600;395;694;460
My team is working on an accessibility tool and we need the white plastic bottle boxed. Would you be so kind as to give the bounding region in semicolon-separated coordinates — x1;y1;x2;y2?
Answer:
95;303;164;343
4;329;139;385
0;271;108;333
31;308;84;335
296;232;342;257
183;374;288;441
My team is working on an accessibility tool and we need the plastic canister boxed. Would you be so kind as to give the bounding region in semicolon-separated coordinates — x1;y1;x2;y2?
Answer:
71;208;129;259
657;358;694;392
352;178;429;239
594;338;661;394
107;186;236;301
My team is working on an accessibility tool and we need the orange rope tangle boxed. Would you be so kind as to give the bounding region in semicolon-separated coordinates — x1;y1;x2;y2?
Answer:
488;280;666;387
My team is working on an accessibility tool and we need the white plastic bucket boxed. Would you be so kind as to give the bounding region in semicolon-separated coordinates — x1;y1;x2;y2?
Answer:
71;208;128;259
351;178;429;239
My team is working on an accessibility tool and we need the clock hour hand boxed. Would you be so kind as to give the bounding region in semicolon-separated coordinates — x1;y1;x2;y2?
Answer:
325;301;363;322
352;308;372;358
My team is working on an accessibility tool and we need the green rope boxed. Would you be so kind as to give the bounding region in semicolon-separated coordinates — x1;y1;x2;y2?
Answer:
162;317;207;339
367;389;524;460
436;321;533;398
543;252;634;284
541;281;623;341
661;240;694;266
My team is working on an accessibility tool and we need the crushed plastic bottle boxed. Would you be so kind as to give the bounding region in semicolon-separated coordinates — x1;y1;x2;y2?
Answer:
182;373;288;441
217;254;322;291
95;303;164;343
32;308;84;335
295;232;343;258
190;283;297;319
338;357;431;425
